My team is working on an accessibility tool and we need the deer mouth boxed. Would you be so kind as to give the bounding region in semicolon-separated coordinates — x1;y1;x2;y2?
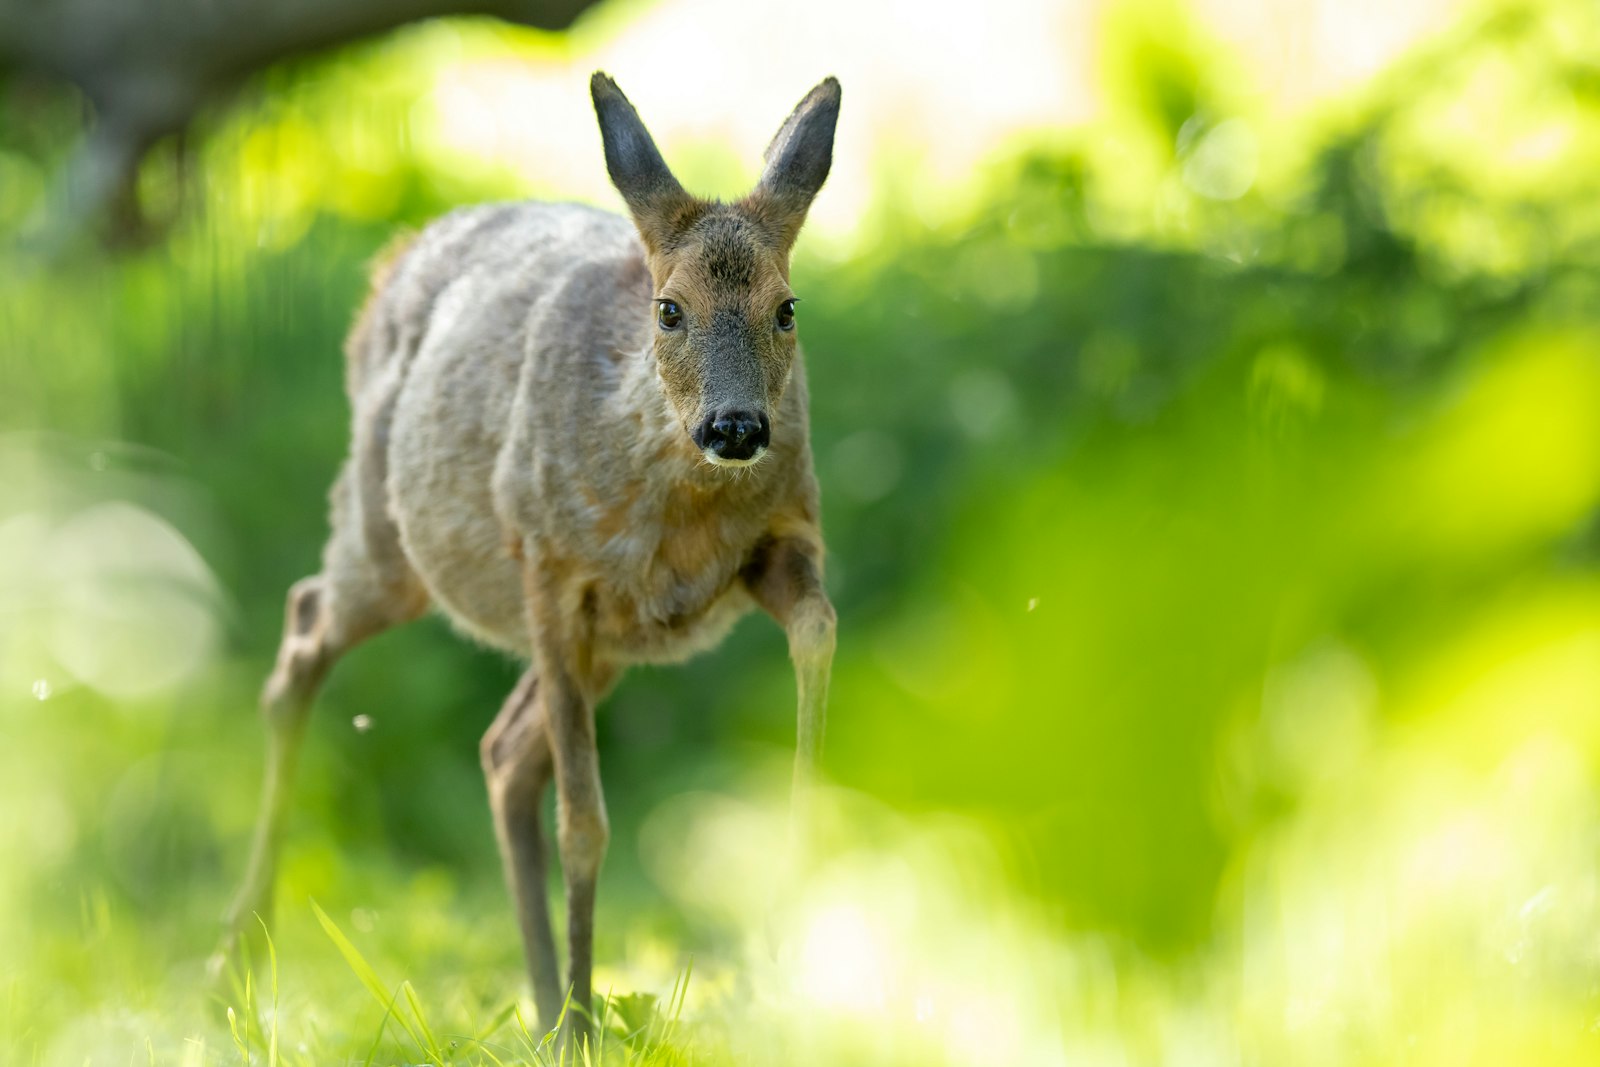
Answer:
702;445;768;469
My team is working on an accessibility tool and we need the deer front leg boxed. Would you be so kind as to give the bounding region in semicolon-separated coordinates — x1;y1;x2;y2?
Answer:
544;664;607;1050
744;537;837;848
523;575;611;1051
550;674;606;1038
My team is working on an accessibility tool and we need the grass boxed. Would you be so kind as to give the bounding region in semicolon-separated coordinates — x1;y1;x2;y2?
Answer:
51;884;706;1066
6;620;1600;1067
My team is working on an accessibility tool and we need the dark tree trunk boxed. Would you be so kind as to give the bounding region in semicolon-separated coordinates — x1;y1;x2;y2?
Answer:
0;0;601;244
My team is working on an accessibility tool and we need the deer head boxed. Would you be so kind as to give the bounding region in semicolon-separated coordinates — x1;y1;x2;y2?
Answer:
592;72;840;466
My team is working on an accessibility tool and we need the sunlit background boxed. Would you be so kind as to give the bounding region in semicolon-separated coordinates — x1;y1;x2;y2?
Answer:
4;0;1600;1062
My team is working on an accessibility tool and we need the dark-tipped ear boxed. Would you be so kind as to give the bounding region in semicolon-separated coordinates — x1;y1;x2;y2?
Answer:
748;77;841;250
591;72;695;251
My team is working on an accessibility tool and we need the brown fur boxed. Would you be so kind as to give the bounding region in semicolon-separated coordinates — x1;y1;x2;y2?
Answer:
215;74;843;1049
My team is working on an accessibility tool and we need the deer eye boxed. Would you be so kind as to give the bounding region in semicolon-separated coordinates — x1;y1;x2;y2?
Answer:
658;300;683;330
776;299;797;332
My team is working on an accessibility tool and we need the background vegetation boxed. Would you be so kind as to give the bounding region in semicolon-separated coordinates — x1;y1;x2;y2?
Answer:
4;0;1600;1062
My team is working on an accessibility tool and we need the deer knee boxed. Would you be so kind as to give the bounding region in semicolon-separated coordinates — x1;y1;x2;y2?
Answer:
482;731;553;806
482;675;550;785
557;801;609;877
286;576;326;641
263;577;331;716
480;726;513;780
788;596;836;665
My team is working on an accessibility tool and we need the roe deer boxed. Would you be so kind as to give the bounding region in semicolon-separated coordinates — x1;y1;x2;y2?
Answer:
211;73;841;1044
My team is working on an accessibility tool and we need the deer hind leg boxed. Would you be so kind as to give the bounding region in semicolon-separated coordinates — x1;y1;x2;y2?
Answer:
211;461;426;981
481;670;563;1030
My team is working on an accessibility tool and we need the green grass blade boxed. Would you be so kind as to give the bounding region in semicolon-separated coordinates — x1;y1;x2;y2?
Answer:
243;969;255;1063
540;990;572;1062
478;1001;518;1044
310;899;428;1055
511;1003;539;1057
472;1038;511;1067
255;917;279;1067
359;984;405;1067
227;1006;248;1064
401;980;445;1064
659;957;693;1046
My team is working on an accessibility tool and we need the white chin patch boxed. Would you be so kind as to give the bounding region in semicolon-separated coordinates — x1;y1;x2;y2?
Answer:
703;448;767;468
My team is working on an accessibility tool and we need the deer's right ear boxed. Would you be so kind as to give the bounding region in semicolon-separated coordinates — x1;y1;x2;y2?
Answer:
591;73;694;252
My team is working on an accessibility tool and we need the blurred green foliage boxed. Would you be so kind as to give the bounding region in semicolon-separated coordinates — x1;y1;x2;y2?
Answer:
4;0;1600;1063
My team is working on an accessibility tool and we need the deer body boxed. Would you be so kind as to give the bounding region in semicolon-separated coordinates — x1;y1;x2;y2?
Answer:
213;75;842;1048
376;202;817;663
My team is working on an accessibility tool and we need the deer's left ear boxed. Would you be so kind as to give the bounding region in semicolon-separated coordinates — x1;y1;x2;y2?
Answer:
747;77;841;251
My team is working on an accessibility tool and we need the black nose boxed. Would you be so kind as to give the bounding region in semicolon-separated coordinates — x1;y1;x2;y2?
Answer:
695;410;770;461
